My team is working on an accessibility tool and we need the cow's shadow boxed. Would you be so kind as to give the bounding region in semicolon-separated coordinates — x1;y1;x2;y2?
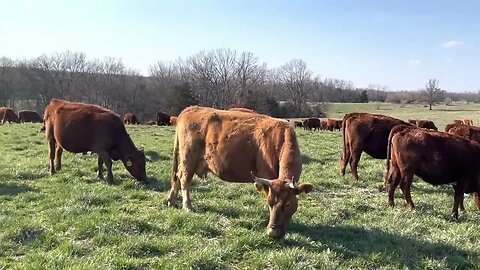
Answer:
301;154;322;165
286;223;477;269
0;182;38;196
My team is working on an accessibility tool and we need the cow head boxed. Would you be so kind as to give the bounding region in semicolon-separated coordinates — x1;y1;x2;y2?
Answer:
123;150;146;182
251;172;313;238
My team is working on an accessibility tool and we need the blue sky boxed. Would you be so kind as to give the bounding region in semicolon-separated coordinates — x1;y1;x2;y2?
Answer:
1;0;479;91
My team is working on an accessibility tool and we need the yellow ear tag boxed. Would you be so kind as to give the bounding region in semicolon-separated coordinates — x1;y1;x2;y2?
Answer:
126;160;133;167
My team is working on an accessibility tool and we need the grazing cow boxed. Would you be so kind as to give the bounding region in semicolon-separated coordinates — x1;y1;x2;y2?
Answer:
334;120;342;131
167;106;313;238
170;116;178;126
293;120;303;128
123;113;140;125
156;111;170;126
302;118;321;131
385;125;480;219
0;107;20;124
43;99;146;183
341;112;412;180
18;110;43;123
228;107;256;113
408;119;438;131
464;119;474;126
320;120;328;131
326;119;337;131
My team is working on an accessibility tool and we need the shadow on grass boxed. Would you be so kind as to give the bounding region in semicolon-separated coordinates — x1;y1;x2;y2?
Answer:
288;223;477;269
0;182;37;196
301;154;322;165
144;150;170;162
138;176;170;192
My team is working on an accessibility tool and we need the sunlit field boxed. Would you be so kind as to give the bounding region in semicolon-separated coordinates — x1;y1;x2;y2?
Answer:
1;103;480;269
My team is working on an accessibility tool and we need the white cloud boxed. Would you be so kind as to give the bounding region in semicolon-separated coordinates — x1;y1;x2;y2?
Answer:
440;40;464;48
407;59;421;65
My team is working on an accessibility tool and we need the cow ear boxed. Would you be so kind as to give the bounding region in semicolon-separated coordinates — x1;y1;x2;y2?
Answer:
295;183;313;194
253;183;268;195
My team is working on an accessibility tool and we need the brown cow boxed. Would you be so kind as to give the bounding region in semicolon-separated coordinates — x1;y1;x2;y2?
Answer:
302;118;321;131
0;107;20;124
18;110;43;123
167;106;313;238
156;111;170;126
453;120;463;125
123;113;140;125
170;116;178;126
228;107;256;113
408;119;438;131
334;120;342;131
326;119;338;131
43;99;146;183
385;125;480;219
341;112;412;180
293;120;303;128
320;120;328;131
464;119;474;126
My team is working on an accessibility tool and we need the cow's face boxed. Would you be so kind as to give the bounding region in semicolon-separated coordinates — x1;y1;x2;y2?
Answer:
252;174;313;238
124;150;147;181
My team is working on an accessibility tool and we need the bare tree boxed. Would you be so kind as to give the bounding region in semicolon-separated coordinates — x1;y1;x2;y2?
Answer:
277;59;314;115
423;78;442;110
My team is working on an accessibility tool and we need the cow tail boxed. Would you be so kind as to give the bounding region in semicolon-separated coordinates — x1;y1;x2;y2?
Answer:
385;126;397;181
171;126;180;184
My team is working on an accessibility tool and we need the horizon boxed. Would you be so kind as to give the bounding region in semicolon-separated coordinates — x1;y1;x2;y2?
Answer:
1;0;479;92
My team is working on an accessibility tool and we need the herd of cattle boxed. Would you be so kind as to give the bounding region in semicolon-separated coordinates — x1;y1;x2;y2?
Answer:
1;100;480;238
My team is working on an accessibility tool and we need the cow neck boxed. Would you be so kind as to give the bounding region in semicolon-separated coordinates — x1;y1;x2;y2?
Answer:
117;133;138;158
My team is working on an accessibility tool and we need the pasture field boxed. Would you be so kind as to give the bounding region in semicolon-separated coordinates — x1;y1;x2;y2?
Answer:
1;104;480;269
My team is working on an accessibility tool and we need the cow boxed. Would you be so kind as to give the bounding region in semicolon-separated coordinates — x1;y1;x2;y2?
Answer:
326;119;337;131
408;119;438;131
334;120;343;131
293;120;303;128
228;107;256;113
170;116;178;126
302;118;321;131
0;107;20;124
453;120;463;125
123;113;140;125
320;120;328;131
167;106;313;238
341;112;412;180
464;119;474;126
43;99;146;183
18;110;43;123
156;111;170;126
385;125;480;219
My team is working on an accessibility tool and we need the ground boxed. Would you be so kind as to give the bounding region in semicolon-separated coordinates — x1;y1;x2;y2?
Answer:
0;103;479;269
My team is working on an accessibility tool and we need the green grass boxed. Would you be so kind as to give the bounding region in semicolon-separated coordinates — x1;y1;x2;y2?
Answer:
1;104;480;269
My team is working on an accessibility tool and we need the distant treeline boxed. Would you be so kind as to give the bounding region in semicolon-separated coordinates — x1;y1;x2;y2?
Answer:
1;49;479;120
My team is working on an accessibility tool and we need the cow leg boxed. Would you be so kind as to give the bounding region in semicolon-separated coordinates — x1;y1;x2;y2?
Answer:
387;170;401;207
167;172;181;208
349;150;362;181
452;185;465;220
97;156;104;179
178;169;194;211
98;152;113;184
340;142;350;177
474;192;480;210
54;146;63;171
48;138;56;176
399;173;414;210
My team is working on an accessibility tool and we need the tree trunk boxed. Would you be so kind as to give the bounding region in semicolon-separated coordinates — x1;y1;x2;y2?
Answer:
429;103;432;110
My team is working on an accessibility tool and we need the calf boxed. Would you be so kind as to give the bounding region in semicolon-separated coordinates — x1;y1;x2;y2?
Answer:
0;107;20;124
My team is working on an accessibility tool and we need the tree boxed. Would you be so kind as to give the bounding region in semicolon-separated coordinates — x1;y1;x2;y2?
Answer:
423;78;442;110
358;90;368;103
167;82;199;115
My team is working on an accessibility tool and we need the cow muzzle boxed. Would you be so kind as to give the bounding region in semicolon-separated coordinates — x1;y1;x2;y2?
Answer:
267;226;286;238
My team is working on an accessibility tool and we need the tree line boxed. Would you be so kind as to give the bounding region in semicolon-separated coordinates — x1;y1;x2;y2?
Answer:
1;49;479;120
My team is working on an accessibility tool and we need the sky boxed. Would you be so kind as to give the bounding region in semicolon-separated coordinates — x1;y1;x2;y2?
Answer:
1;0;479;91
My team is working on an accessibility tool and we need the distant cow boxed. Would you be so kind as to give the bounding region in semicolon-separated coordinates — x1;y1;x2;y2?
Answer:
18;110;43;123
123;113;140;125
408;119;438;131
453;120;463;125
167;106;313;238
302;118;321;131
341;112;412;180
326;119;340;131
334;120;342;131
156;111;170;126
43;99;146;183
385;125;480;219
0;107;20;124
170;116;178;126
293;120;303;128
320;120;328;131
228;107;256;113
464;119;474;126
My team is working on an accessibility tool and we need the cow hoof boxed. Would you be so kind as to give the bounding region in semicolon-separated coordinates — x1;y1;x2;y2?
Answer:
166;200;177;208
55;165;61;171
451;213;459;220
